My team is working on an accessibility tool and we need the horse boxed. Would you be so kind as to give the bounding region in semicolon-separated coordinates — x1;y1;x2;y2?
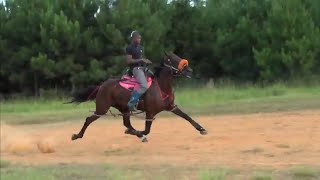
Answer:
69;52;207;142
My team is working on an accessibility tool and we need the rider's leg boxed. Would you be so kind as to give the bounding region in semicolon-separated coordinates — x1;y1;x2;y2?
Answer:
128;67;148;111
134;67;148;93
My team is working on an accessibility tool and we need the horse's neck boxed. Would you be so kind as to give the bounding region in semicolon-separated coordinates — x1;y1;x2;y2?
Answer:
156;71;173;94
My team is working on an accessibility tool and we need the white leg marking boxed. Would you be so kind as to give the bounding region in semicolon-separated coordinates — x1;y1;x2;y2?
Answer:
140;135;147;142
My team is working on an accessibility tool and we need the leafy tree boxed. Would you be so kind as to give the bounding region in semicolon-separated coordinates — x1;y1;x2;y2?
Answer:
254;0;320;80
0;0;319;95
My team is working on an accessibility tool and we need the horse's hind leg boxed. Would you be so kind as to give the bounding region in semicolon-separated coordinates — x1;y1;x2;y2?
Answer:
72;98;110;141
123;112;138;135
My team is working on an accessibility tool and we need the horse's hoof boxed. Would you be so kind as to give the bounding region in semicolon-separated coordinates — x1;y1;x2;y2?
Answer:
125;129;136;135
140;135;148;143
71;134;78;141
200;130;208;135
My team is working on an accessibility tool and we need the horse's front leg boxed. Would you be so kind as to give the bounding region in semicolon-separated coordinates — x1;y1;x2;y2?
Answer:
134;113;155;143
171;107;207;135
136;120;153;142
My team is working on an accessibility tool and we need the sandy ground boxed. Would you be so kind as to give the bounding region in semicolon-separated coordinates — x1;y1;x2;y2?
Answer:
1;110;320;169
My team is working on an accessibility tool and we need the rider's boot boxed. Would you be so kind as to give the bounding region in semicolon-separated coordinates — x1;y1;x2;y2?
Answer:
127;91;141;111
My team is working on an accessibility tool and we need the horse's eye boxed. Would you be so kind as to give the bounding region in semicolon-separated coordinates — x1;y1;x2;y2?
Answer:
167;59;170;62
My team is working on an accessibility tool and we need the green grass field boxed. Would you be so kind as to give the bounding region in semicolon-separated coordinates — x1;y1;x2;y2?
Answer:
1;163;319;180
1;84;320;124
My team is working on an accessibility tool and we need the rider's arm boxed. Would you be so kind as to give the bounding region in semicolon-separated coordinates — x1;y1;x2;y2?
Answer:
126;55;143;65
125;46;144;65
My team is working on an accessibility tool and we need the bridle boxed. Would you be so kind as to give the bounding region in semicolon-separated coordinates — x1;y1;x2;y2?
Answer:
163;57;189;77
163;63;179;74
163;58;181;77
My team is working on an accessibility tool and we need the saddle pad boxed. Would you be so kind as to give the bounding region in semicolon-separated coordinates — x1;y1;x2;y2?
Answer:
119;75;152;91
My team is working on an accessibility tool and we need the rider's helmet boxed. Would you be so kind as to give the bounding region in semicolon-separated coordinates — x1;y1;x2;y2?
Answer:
130;31;140;39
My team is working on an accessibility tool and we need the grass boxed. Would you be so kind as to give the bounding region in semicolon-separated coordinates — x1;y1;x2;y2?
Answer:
0;160;10;169
175;84;320;116
198;168;230;180
0;164;194;180
0;164;129;180
1;165;230;180
291;166;319;179
1;168;55;180
250;171;273;180
1;84;320;124
1;164;319;180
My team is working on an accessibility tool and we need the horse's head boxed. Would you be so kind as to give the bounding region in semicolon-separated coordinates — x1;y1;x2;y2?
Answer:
163;52;193;78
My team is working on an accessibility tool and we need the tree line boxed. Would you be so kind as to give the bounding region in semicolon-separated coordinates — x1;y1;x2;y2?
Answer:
1;0;319;95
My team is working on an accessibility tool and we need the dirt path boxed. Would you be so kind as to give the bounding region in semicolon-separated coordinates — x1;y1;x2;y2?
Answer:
1;110;320;169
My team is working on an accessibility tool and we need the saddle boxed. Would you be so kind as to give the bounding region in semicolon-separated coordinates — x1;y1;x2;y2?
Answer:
119;75;152;91
119;68;153;91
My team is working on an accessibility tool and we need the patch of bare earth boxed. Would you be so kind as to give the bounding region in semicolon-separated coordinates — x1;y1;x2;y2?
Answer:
1;110;319;169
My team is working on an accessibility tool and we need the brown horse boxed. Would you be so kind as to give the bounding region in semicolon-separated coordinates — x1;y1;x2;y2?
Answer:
70;52;207;142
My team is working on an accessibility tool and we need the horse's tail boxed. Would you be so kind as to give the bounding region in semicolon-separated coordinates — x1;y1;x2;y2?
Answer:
66;85;100;104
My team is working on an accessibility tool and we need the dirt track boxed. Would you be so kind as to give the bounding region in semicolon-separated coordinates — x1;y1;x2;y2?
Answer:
1;110;320;169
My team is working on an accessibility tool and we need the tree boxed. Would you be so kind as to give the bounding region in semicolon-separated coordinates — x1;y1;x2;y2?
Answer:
254;0;320;80
1;0;319;95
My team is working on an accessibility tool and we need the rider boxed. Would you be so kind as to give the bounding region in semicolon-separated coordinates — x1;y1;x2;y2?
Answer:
125;31;152;111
